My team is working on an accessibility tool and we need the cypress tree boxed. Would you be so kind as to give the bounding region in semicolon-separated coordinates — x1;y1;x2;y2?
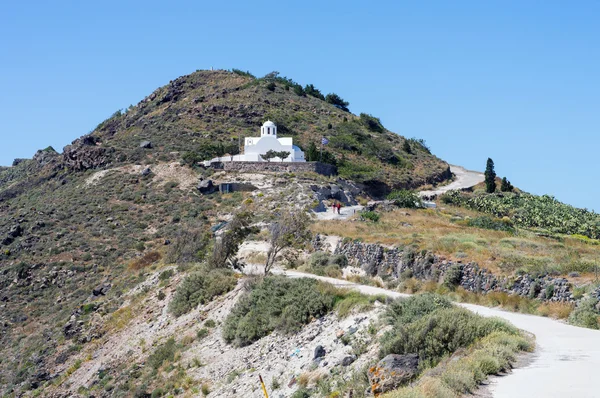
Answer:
485;158;497;193
306;141;318;161
501;177;513;192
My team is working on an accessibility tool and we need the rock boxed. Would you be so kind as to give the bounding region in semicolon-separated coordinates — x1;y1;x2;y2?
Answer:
12;158;26;167
1;236;14;246
139;141;153;149
368;354;419;394
341;355;356;366
92;283;111;296
314;345;326;360
164;239;171;245
8;224;23;238
336;329;345;339
197;179;217;194
63;135;115;171
141;167;152;176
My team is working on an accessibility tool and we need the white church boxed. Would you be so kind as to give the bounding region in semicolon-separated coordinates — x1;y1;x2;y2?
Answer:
203;121;305;165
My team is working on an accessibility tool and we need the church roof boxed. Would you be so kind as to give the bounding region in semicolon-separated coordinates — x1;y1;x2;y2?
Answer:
262;120;276;127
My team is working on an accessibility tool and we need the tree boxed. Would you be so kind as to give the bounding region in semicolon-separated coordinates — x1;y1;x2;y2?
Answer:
325;93;350;112
275;151;290;162
306;141;318;161
305;84;325;100
501;177;513;192
485;158;497;193
293;84;306;96
261;150;278;162
209;211;257;270
402;140;412;154
264;211;311;275
265;82;276;91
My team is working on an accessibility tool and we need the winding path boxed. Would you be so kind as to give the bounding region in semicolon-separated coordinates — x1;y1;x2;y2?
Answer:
420;164;485;198
278;270;600;398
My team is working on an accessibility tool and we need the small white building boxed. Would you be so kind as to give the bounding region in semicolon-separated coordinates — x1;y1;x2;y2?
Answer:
204;121;305;165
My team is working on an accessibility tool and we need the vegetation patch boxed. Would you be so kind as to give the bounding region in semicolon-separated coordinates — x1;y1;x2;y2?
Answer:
442;191;600;239
379;294;533;397
223;276;380;346
169;268;237;317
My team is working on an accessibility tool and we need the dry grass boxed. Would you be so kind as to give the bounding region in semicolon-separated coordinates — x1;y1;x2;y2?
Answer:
395;280;574;320
313;207;600;279
129;251;162;270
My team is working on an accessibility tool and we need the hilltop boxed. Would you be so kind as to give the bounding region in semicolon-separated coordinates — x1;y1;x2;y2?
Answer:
0;69;452;396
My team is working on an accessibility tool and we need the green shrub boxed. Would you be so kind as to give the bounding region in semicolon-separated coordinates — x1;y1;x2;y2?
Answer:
223;277;337;346
443;265;462;289
359;113;384;133
384;293;452;326
169;268;237;317
361;211;380;222
568;298;600;329
380;297;517;368
387;190;422;208
544;284;555;299
204;319;216;328
197;328;209;339
465;216;514;232
147;338;177;370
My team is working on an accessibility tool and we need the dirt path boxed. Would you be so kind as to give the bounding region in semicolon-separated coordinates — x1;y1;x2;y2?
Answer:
420;165;485;197
278;269;600;398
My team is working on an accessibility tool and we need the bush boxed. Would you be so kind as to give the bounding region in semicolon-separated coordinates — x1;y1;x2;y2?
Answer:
360;211;380;223
568;298;600;329
443;264;462;289
359;113;384;133
380;298;517;368
223;277;337;346
387;190;422;208
384;293;452;326
169;268;237;317
464;216;514;233
147;338;177;370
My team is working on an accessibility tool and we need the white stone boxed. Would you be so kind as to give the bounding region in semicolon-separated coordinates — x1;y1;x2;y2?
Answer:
203;121;305;165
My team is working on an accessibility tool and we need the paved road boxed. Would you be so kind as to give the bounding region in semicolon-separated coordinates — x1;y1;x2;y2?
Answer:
420;165;485;198
279;270;600;398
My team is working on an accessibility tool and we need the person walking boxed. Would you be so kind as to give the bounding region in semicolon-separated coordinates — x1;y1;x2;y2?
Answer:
336;202;342;214
332;201;337;213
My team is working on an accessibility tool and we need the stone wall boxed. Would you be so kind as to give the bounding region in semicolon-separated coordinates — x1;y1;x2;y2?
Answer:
331;238;574;302
211;161;337;176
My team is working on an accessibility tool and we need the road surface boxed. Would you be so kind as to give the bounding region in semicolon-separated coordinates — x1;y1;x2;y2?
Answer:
279;270;600;398
420;165;485;198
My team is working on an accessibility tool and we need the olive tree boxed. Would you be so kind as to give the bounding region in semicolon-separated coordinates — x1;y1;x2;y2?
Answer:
264;210;311;274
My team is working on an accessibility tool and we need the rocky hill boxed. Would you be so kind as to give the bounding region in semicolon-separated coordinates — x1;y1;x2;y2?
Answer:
0;69;452;396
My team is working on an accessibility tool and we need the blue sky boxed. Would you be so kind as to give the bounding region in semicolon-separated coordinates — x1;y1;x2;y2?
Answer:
1;1;598;210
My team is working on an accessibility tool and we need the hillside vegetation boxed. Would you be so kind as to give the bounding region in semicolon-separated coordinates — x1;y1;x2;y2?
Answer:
442;191;600;239
91;69;450;193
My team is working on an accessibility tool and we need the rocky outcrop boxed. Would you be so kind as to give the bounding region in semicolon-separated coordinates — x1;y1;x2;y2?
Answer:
368;354;419;394
62;135;115;171
333;238;575;302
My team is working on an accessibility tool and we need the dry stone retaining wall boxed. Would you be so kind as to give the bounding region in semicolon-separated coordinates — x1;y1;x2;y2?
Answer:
211;161;337;176
331;238;574;302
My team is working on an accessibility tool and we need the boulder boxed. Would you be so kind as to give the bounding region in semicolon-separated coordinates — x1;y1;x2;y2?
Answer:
368;354;419;394
141;167;152;176
92;283;111;297
197;179;217;194
314;345;326;360
139;141;153;149
8;224;23;238
341;355;356;366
